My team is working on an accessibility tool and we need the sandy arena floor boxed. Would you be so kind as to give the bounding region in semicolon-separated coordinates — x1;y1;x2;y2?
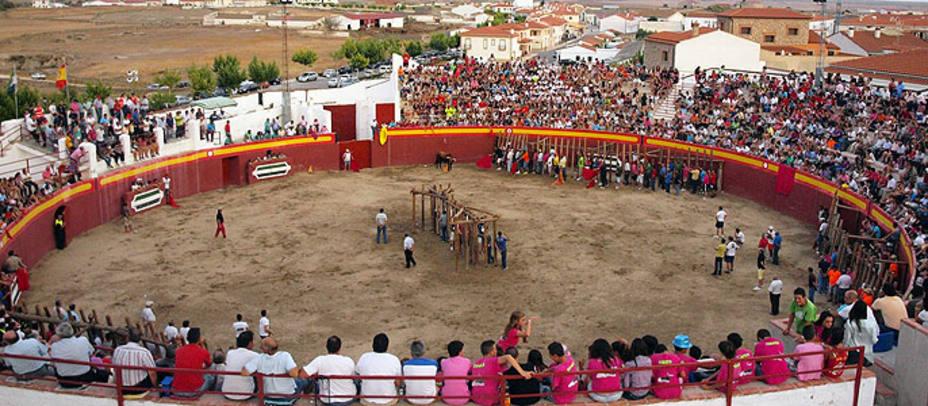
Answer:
28;165;817;361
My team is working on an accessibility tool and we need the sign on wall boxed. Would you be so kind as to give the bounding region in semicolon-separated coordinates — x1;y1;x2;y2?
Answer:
131;187;165;214
252;160;292;181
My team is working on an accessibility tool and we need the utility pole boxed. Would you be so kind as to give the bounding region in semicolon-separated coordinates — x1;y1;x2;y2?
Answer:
814;0;827;90
280;0;292;124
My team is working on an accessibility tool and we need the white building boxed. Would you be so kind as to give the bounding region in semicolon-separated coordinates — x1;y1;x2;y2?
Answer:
557;44;619;62
337;13;405;30
460;25;522;61
682;11;718;31
639;10;685;33
644;28;764;73
512;0;535;10
598;12;639;35
209;0;267;7
203;12;266;26
809;16;836;36
267;15;323;29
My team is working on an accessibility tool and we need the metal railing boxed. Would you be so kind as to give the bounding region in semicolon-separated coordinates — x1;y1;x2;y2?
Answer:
0;346;866;406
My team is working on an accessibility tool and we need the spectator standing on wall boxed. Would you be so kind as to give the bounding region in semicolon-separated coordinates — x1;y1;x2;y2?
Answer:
376;208;388;244
785;288;817;335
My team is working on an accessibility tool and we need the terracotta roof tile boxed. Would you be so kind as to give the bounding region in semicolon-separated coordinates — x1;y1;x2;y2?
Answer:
461;25;520;38
645;27;716;45
826;49;928;85
844;31;928;54
844;14;928;28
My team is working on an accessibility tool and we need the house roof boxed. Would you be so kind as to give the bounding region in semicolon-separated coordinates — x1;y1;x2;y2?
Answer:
645;27;716;45
826;49;928;85
539;16;567;26
216;13;255;19
461;25;520;38
843;31;928;54
717;7;811;20
684;11;717;18
604;12;638;20
843;14;928;28
343;12;404;20
808;30;839;50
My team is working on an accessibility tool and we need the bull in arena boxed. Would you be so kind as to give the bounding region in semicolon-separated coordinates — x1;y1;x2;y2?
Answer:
435;151;456;172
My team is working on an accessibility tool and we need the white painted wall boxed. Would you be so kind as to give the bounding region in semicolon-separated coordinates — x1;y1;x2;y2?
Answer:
895;320;928;406
640;20;684;33
674;31;765;73
0;375;875;406
599;15;639;34
683;16;718;30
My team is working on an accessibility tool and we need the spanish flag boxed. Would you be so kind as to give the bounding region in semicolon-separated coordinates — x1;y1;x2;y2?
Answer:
55;64;67;90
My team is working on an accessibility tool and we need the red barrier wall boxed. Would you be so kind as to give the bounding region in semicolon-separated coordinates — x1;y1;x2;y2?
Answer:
375;103;395;125
323;105;357;141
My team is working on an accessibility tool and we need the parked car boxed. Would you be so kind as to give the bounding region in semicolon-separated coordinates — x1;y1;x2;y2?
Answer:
212;87;229;97
177;80;191;88
337;66;351;75
174;95;192;105
269;77;282;86
378;65;391;74
323;69;337;78
147;83;162;90
238;80;259;94
363;68;377;78
30;72;47;80
297;72;318;82
327;77;340;88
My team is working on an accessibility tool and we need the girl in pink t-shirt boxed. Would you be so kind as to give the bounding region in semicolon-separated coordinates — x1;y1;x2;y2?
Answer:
497;311;533;353
704;341;742;393
440;340;472;406
585;339;622;403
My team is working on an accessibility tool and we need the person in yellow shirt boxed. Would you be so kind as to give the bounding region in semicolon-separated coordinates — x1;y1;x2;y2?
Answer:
872;285;907;332
713;237;726;276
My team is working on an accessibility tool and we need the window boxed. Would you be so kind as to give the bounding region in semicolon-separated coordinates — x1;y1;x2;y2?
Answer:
764;35;775;43
464;38;471;49
499;40;507;51
740;26;752;35
483;38;488;49
788;28;799;36
662;50;668;62
491;38;496;46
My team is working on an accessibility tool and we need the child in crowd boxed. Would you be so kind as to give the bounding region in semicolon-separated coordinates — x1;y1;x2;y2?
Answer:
753;329;790;385
498;311;533;353
793;326;825;381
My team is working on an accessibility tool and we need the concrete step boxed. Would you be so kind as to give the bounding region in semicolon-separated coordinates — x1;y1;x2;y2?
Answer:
875;382;897;406
872;358;896;391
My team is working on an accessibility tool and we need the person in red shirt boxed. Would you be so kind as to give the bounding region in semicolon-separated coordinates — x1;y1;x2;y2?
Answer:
497;311;533;353
823;328;849;379
172;327;213;397
753;329;789;385
726;333;754;385
704;341;742;393
671;335;697;382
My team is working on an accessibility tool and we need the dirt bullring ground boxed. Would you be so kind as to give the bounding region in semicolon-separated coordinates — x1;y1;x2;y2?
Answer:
27;165;816;361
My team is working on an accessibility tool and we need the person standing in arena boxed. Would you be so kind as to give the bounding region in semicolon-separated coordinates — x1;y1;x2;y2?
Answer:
215;208;226;239
724;237;738;273
258;310;271;339
403;233;416;268
496;231;509;271
715;207;727;237
713;237;726;276
375;208;388;244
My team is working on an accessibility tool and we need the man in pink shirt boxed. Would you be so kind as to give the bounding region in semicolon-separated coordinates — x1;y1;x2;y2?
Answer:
440;341;471;406
650;345;684;399
672;335;697;381
727;333;755;385
753;329;789;385
471;340;531;406
547;342;578;404
794;327;824;381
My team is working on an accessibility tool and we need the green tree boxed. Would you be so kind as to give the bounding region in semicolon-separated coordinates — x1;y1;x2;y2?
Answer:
212;54;246;90
292;49;318;67
247;57;280;83
349;53;370;70
706;4;730;13
0;85;40;121
429;33;449;51
148;92;176;111
187;65;217;96
83;80;112;100
405;41;424;56
156;70;182;90
635;29;654;40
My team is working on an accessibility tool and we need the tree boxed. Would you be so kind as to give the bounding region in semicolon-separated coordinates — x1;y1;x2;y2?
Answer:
83;80;112;100
187;65;217;96
635;29;654;40
429;33;449;52
706;4;731;13
0;85;40;121
247;57;280;84
156;71;182;90
148;92;176;111
349;53;370;70
324;16;341;31
292;49;318;67
405;41;424;57
212;54;246;90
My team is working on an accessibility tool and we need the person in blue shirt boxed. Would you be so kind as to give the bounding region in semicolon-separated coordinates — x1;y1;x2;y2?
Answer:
496;232;508;271
772;232;782;265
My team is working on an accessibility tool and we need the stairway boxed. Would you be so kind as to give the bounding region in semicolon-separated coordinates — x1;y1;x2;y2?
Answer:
652;85;680;121
872;358;898;406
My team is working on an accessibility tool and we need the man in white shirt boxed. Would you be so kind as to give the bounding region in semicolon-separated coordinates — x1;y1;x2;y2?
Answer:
2;331;51;380
258;310;271;339
375;208;388;244
301;336;357;406
50;322;109;388
141;301;156;337
342;149;352;171
242;337;307;402
402;341;438;405
768;277;784;315
403;234;416;268
164;321;179;342
233;314;249;338
113;328;157;394
835;272;853;304
223;331;259;400
356;333;402;405
724;237;738;273
715;207;727;237
735;228;746;246
179;320;191;344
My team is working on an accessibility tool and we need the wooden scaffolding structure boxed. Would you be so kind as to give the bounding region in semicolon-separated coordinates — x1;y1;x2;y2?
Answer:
411;184;501;271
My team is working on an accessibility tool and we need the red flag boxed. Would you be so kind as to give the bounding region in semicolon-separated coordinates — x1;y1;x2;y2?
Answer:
476;154;492;169
55;65;68;90
775;165;796;196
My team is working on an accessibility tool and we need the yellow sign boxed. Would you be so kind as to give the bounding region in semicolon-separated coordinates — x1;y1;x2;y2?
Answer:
379;126;388;146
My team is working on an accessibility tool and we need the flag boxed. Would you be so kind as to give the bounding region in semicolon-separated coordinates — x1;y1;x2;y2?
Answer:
6;69;16;96
775;165;796;196
55;65;68;90
476;154;492;169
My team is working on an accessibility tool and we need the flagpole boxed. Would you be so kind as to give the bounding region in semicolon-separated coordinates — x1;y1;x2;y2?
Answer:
12;65;18;118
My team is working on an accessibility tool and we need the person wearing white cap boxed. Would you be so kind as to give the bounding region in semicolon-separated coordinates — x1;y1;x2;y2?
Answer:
141;301;156;337
342;148;352;171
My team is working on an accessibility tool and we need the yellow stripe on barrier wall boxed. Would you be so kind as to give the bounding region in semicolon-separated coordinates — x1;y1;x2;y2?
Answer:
388;128;492;137
837;189;868;211
100;153;207;186
213;135;333;156
7;182;93;238
510;128;639;143
795;173;836;195
870;208;894;230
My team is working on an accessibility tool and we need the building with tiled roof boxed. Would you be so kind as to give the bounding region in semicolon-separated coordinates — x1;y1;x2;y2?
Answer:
460;25;523;61
826;49;928;85
828;29;928;57
718;7;811;20
719;7;813;47
644;26;764;72
842;14;928;32
598;12;640;34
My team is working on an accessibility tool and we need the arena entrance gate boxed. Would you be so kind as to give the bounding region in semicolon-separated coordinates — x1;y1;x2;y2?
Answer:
410;184;500;271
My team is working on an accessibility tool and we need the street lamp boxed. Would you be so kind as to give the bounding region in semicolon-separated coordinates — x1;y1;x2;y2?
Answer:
280;0;293;123
813;0;827;89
